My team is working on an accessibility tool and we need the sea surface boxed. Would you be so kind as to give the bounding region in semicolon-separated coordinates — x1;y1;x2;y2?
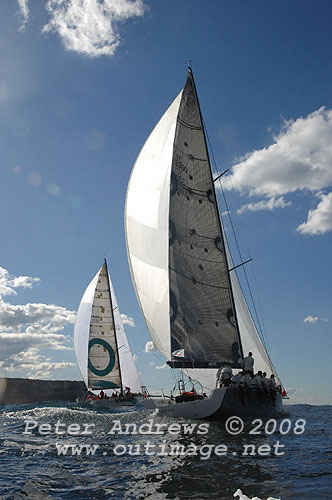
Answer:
0;402;330;500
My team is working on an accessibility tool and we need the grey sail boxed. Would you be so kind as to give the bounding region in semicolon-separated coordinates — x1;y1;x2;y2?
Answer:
168;70;243;368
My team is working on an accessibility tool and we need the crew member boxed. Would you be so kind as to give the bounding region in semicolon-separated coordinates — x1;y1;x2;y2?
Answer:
239;371;251;404
251;371;263;398
268;374;277;403
218;363;233;387
261;372;269;399
243;352;254;375
231;371;242;387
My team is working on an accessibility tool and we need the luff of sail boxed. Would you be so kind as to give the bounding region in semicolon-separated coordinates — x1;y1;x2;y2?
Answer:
74;261;142;392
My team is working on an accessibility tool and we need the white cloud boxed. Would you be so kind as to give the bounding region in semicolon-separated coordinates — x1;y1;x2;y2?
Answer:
132;354;138;361
0;267;40;297
223;107;332;197
121;313;135;327
0;331;72;357
297;192;332;235
0;266;76;378
237;196;291;215
0;300;76;331
155;363;167;370
0;344;76;377
303;315;319;324
222;107;332;234
42;0;146;57
144;341;155;353
17;0;30;29
27;362;75;379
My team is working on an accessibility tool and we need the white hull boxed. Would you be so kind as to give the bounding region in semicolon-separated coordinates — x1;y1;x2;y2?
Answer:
144;388;285;420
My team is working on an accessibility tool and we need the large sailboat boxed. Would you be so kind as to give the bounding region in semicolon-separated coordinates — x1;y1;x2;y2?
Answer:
125;68;287;419
74;260;142;407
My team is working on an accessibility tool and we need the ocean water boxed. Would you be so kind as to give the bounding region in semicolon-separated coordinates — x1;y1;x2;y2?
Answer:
0;402;330;500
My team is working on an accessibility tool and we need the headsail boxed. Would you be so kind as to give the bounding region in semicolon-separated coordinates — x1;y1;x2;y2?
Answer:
125;91;182;360
74;261;142;393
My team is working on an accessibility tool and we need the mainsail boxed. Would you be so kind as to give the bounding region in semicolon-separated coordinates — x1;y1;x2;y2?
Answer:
74;261;142;393
125;68;281;389
168;70;243;368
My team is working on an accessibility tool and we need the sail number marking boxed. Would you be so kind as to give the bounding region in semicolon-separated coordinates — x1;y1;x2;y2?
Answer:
88;338;116;376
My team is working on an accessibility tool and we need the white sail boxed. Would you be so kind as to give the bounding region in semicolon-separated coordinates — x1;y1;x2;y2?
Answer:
125;69;281;392
74;270;99;388
74;262;142;393
125;91;182;359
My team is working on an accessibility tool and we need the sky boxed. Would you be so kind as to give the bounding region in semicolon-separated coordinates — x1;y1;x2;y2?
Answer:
0;0;332;404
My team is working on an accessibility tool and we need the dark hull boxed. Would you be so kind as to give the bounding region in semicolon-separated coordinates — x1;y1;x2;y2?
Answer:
207;387;285;421
156;387;285;420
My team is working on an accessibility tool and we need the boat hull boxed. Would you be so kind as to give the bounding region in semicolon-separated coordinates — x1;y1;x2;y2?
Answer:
151;388;285;420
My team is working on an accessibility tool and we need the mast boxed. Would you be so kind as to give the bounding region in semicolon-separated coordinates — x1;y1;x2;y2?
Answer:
104;258;124;394
188;68;244;362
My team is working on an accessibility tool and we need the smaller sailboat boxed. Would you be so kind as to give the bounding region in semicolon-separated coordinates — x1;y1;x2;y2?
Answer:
74;260;142;407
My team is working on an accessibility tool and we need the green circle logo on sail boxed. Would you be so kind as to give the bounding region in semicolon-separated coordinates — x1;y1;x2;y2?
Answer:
88;338;115;376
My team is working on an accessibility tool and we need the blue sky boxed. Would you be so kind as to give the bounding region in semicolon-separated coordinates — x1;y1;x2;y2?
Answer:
0;0;331;404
